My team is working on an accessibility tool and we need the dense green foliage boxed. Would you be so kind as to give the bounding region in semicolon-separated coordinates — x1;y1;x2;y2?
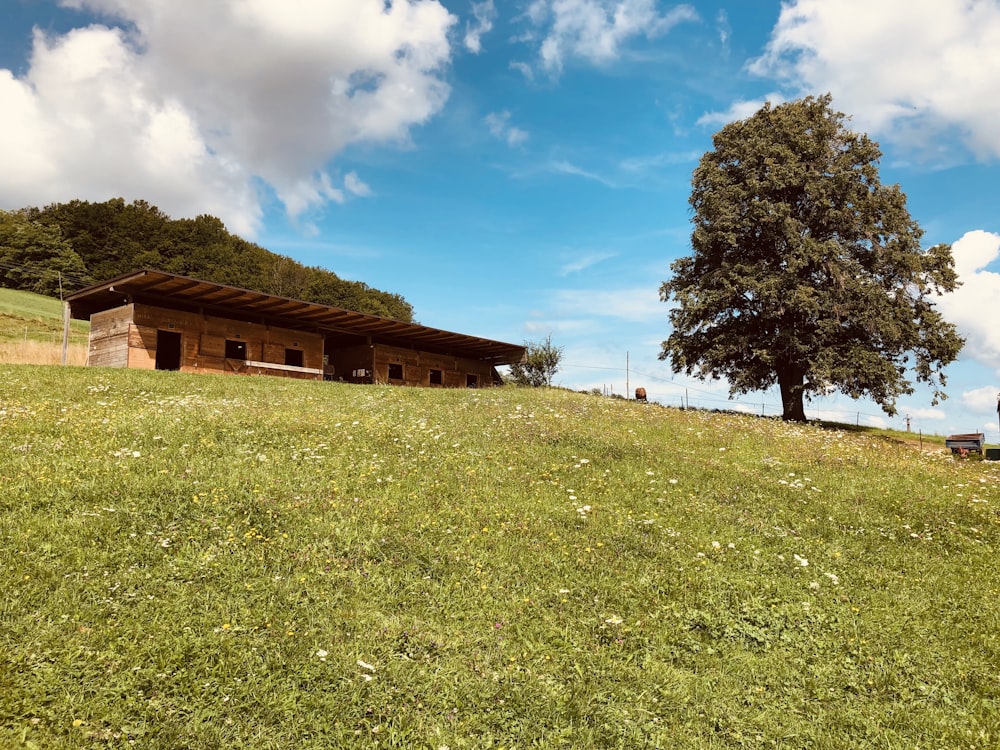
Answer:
661;95;964;421
11;199;413;320
0;210;88;297
507;334;564;387
2;365;999;748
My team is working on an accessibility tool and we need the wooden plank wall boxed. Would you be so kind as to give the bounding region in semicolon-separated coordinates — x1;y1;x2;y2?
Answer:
86;303;499;387
372;343;494;388
88;303;323;379
87;305;133;368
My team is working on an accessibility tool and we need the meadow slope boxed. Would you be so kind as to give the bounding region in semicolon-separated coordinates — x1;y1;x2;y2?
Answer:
1;365;998;749
0;288;88;365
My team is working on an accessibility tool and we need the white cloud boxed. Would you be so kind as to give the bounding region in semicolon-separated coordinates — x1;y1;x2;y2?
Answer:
749;0;1000;159
936;231;1000;372
716;9;731;51
553;286;664;322
464;0;497;53
962;385;1000;414
484;110;529;147
559;251;618;275
0;0;455;236
344;171;373;198
696;93;785;128
619;149;701;172
526;0;698;74
548;159;618;187
509;60;535;80
524;318;593;334
903;407;947;421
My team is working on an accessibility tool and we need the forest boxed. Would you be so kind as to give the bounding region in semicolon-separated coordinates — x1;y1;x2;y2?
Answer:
0;199;413;321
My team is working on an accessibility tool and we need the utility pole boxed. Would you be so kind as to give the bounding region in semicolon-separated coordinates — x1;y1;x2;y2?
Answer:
626;352;630;400
59;272;69;366
905;414;911;433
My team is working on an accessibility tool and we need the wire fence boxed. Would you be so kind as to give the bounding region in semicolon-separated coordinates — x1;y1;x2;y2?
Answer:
0;258;93;298
558;360;972;438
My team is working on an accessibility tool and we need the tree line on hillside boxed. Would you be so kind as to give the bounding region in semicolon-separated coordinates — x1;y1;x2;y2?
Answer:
0;199;413;321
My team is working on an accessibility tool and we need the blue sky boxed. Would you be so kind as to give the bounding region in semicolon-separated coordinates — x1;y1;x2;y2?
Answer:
3;0;1000;438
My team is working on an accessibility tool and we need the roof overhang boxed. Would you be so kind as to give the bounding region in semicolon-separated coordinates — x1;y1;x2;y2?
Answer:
67;269;525;364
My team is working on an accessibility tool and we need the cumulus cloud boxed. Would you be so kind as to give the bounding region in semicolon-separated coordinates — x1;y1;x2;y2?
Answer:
464;0;497;53
962;385;1000;413
0;0;455;236
525;0;698;74
936;231;1000;372
484;110;529;147
749;0;1000;159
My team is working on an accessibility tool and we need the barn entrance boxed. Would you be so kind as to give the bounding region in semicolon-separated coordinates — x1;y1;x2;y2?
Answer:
156;330;182;370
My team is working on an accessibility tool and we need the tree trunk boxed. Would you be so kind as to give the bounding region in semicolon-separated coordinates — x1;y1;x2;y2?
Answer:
778;367;808;422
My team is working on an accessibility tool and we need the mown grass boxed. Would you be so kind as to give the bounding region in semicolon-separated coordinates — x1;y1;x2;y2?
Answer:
2;365;999;749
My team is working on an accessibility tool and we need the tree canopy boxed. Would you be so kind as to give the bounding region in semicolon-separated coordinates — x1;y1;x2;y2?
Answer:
660;95;964;422
13;199;414;321
0;210;89;297
508;335;564;387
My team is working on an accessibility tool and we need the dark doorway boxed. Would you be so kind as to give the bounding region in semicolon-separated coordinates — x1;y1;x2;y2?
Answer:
156;330;182;371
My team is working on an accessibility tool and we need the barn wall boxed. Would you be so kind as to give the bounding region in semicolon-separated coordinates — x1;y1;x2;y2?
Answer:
84;302;500;387
371;343;494;388
87;305;132;368
101;303;324;379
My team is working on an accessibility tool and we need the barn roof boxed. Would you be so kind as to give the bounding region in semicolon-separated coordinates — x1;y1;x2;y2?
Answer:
66;269;525;364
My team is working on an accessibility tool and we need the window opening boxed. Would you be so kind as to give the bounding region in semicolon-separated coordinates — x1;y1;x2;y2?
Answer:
466;373;478;388
285;348;304;367
388;363;403;380
429;369;443;385
225;339;247;359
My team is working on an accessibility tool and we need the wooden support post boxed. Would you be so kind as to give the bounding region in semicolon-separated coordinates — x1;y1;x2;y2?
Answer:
62;301;70;366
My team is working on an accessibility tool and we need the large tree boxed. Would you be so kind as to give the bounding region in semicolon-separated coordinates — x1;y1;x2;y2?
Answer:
660;95;964;422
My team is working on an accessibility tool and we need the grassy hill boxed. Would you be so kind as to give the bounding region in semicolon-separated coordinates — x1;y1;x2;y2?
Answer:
0;287;88;365
1;365;998;748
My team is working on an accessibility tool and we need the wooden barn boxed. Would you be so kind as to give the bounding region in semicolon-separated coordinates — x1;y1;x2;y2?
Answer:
66;270;524;387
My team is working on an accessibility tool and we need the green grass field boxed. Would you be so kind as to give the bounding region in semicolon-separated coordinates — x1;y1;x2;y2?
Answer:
0;287;88;346
1;365;998;749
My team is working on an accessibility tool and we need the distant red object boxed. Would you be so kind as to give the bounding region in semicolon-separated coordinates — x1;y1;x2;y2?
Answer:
635;387;647;402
